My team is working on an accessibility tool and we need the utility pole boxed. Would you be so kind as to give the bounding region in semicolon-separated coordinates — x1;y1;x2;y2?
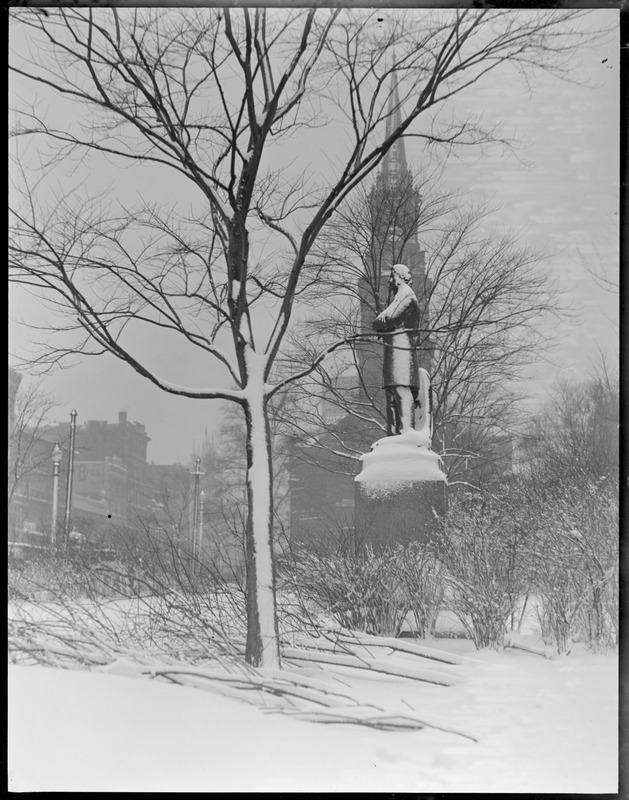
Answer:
63;409;78;549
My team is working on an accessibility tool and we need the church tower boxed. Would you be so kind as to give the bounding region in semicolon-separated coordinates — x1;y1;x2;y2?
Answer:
287;69;437;548
356;69;433;411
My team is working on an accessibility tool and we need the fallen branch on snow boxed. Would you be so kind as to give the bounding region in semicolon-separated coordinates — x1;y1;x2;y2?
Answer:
293;626;476;665
282;646;460;686
503;632;554;659
136;662;476;741
9;608;474;739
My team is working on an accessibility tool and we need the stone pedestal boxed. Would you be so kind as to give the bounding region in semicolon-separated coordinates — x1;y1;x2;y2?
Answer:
355;430;447;550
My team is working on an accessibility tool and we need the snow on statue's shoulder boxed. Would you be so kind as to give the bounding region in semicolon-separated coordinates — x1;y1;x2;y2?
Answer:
355;429;447;493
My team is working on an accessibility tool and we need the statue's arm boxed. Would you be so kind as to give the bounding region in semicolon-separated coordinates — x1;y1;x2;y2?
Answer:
373;315;392;332
374;292;414;330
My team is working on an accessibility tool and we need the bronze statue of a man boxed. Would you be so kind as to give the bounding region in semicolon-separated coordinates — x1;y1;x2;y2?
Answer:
373;263;421;436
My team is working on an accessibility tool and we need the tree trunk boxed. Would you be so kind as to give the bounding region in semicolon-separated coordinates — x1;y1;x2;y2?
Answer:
243;376;281;669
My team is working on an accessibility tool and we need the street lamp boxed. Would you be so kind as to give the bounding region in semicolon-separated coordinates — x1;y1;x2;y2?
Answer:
63;409;78;548
51;442;62;548
190;457;204;560
198;489;205;559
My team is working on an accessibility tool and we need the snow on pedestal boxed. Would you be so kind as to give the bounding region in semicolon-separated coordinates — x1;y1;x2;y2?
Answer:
354;430;447;549
356;430;446;493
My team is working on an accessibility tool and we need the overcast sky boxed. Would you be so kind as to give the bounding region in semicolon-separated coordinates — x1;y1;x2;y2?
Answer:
9;9;619;465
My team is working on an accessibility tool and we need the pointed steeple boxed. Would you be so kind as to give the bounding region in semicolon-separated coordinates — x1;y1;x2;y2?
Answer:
382;60;408;184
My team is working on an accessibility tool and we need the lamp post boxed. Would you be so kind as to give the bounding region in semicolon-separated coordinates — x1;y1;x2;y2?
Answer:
51;442;62;548
190;457;204;560
63;409;78;548
198;489;205;560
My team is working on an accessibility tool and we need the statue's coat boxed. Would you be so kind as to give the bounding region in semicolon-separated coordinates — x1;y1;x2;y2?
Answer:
373;282;420;390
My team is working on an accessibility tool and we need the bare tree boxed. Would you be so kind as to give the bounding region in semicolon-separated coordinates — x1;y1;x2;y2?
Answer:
520;359;619;485
8;376;57;507
576;217;619;299
9;7;599;666
280;185;562;488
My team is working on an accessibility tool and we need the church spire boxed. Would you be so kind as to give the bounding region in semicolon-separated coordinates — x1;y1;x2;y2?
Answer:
382;60;408;183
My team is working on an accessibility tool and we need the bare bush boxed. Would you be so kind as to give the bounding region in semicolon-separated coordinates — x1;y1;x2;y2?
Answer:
8;525;247;672
9;555;91;605
281;541;409;637
279;530;448;640
437;493;534;649
9;526;478;737
397;542;445;639
531;479;618;653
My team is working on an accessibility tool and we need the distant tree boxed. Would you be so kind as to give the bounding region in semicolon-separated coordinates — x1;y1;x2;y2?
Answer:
576;219;619;299
9;6;600;665
149;464;197;554
520;360;619;486
8;377;57;507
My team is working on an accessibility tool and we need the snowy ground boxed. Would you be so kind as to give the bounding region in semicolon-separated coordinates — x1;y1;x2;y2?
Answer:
9;638;618;793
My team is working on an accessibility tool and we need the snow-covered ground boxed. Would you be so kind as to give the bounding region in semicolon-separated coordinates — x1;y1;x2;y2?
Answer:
9;638;618;793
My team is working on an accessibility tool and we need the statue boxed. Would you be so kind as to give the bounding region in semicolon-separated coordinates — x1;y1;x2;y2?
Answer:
373;263;424;436
356;265;445;550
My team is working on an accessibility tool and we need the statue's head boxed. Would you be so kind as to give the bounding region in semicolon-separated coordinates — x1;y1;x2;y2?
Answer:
390;263;412;289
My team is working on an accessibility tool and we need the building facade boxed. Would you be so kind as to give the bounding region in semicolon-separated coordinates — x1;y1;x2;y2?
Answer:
73;412;153;521
8;404;155;548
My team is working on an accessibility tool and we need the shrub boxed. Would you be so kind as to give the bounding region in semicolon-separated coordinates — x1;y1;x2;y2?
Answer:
531;478;618;653
437;492;534;649
280;543;409;637
395;541;445;638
